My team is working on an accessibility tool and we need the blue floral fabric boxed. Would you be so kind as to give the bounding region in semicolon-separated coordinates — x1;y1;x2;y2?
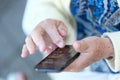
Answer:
70;0;120;73
70;0;120;39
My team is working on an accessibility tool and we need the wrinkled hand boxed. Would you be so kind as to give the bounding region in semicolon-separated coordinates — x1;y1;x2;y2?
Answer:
64;36;114;72
21;19;67;58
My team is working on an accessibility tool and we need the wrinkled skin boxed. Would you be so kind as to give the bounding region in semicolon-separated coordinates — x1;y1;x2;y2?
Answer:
64;36;114;72
21;19;114;72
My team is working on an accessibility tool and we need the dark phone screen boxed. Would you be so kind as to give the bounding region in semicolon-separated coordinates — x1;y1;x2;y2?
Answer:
35;45;80;72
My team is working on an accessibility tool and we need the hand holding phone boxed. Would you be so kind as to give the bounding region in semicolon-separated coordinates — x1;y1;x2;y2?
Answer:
35;45;80;73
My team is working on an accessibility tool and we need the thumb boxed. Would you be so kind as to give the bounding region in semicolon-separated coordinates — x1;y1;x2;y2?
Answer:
73;40;89;53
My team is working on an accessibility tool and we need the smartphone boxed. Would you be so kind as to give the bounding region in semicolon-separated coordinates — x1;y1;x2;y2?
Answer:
35;45;80;73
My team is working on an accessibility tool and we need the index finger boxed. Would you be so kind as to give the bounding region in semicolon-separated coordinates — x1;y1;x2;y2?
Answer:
41;23;66;48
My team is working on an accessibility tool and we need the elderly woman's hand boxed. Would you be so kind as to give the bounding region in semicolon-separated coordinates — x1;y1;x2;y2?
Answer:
64;36;114;72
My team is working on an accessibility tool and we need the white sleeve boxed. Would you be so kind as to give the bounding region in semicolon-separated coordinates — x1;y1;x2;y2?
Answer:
102;31;120;72
117;0;120;7
22;0;77;44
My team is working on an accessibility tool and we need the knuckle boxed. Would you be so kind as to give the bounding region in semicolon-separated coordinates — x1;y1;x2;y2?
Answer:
39;29;46;36
57;21;64;26
58;23;67;31
60;21;66;27
42;19;59;29
41;19;53;27
32;27;46;37
57;20;62;25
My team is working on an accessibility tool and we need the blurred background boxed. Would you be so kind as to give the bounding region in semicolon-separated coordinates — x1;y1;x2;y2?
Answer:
1;0;118;80
0;0;51;80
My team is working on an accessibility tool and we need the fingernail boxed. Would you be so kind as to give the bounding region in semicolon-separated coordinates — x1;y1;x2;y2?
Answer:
48;46;53;50
21;54;25;58
29;52;33;55
21;54;24;58
58;41;65;48
44;50;50;55
39;46;44;52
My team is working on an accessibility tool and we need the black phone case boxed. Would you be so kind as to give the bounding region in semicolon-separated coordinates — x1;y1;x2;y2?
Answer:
35;45;80;73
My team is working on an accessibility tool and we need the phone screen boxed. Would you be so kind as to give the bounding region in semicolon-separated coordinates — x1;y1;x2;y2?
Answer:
35;45;80;73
